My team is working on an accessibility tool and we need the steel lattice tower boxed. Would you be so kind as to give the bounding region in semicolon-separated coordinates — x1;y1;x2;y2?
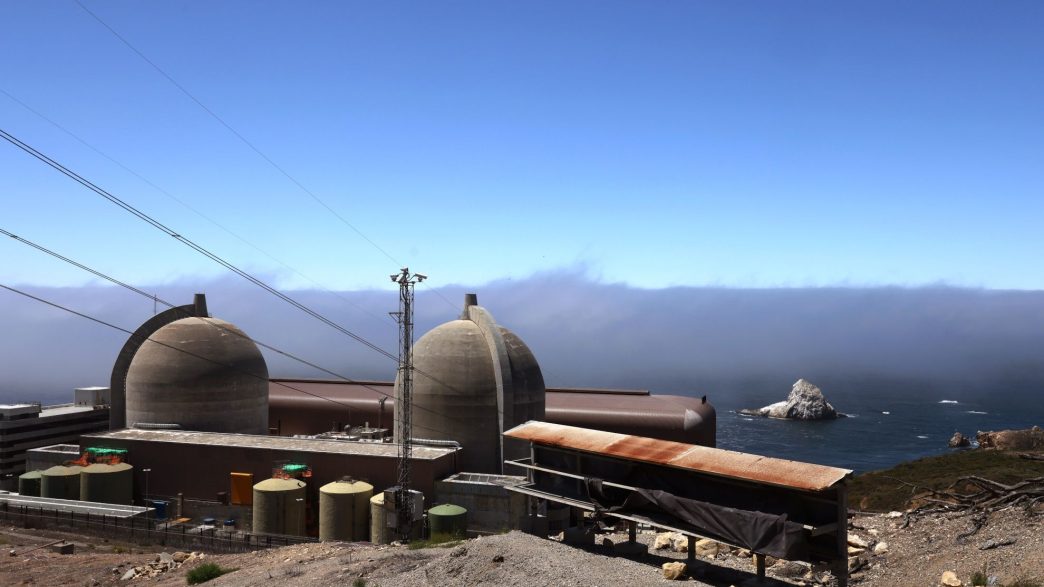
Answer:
391;267;425;541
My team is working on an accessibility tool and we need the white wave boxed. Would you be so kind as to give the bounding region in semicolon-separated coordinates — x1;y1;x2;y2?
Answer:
917;435;929;439
966;410;988;415
939;400;959;404
881;411;891;415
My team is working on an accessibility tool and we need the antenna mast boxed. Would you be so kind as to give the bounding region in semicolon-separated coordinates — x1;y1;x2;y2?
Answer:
391;267;425;541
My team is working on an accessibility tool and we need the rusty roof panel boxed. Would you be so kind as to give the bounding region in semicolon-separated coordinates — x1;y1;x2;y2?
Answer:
504;421;851;492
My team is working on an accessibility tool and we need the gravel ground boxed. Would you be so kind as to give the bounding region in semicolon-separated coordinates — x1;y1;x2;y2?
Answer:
1;509;1040;586
852;508;1044;586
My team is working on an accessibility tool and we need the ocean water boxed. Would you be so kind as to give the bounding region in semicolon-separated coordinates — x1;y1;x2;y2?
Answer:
712;393;1044;474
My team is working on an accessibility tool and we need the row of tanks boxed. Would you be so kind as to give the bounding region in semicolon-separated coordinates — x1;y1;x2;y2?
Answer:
18;461;465;543
252;476;465;542
18;463;134;504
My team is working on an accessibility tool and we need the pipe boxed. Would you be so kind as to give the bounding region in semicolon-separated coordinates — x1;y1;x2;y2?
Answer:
410;438;462;449
132;422;183;430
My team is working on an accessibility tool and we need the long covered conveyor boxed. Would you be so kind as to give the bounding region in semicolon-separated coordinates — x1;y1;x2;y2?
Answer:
502;421;853;586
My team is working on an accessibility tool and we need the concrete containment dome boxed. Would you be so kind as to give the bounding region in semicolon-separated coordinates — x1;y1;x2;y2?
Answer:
395;293;545;473
125;316;269;435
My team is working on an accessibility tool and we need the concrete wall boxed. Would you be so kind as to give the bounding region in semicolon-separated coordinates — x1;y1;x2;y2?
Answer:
434;473;528;534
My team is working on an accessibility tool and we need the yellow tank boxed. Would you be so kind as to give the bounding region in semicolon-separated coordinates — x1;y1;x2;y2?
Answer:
252;478;306;536
369;493;390;544
319;480;373;541
40;465;83;500
80;463;133;505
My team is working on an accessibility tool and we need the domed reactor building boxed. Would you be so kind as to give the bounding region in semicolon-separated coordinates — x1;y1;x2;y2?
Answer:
110;294;269;434
395;294;544;473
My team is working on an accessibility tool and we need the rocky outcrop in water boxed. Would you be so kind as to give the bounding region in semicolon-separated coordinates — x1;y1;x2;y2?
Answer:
948;432;971;448
739;379;842;420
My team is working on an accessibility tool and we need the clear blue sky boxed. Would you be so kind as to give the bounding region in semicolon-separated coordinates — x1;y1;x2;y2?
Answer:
1;1;1042;291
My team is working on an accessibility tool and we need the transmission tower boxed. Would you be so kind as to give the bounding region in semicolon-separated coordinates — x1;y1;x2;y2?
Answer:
391;267;425;541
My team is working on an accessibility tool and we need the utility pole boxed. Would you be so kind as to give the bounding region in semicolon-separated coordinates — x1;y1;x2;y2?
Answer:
390;267;425;541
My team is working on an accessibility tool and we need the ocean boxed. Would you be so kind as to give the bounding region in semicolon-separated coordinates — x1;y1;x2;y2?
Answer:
712;391;1044;474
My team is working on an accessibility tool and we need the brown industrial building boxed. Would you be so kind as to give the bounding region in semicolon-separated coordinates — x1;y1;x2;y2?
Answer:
80;429;458;507
269;380;715;448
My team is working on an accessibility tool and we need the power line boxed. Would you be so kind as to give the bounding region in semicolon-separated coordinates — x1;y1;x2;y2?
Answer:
0;281;460;439
73;0;401;267
0;127;399;363
0;128;488;422
0;86;393;326
71;1;463;316
0;226;470;433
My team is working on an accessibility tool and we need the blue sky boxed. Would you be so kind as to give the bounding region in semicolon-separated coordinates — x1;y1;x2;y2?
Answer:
1;1;1042;291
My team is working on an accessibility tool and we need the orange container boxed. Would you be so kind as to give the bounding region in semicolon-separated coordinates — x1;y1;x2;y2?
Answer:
230;472;254;505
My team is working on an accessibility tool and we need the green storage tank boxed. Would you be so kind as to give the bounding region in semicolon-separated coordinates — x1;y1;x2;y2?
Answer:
252;478;306;536
79;463;134;505
319;479;373;541
18;471;42;496
40;465;83;500
428;504;468;538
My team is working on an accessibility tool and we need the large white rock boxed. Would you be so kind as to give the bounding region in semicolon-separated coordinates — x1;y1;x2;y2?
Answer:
662;562;687;580
653;532;676;550
740;379;841;420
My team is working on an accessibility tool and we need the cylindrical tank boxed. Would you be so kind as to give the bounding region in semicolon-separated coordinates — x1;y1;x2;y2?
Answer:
319;480;373;541
41;466;84;500
252;478;306;536
18;471;42;496
370;493;390;544
428;504;467;537
126;317;269;434
79;463;133;505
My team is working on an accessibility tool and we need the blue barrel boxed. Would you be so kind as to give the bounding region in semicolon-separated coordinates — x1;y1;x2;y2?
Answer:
150;500;169;520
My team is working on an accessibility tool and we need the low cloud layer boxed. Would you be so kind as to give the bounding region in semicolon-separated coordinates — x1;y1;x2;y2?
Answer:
3;271;1042;408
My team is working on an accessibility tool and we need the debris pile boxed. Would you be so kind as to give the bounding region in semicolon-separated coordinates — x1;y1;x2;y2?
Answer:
115;551;203;581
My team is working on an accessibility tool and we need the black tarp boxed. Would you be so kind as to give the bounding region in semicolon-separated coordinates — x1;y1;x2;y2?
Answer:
585;478;809;561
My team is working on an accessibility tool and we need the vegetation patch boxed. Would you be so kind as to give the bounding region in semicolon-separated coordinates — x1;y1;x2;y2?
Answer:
186;562;237;585
849;449;1044;512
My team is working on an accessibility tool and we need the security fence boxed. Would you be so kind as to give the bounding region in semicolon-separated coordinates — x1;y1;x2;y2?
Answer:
0;502;318;553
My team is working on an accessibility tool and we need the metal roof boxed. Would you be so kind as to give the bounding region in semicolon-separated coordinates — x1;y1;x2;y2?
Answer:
85;429;458;460
0;493;151;518
504;421;851;492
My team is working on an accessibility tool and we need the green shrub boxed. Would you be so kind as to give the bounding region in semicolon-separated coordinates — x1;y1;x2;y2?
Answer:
970;565;988;587
186;562;236;585
352;579;367;587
